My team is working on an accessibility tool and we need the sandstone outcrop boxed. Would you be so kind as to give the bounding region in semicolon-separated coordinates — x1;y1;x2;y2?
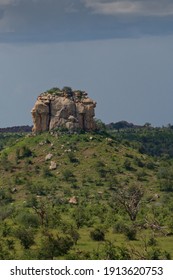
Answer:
31;88;97;132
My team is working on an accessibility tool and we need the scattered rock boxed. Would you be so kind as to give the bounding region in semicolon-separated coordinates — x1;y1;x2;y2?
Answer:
45;153;53;161
98;191;103;195
150;193;160;202
11;188;17;193
106;137;113;143
68;196;78;204
64;149;72;153
49;161;57;170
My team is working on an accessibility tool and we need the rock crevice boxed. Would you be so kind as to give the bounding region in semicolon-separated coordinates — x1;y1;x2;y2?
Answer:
31;88;97;132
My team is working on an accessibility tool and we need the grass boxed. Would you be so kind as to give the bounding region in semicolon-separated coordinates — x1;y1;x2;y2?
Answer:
0;130;173;259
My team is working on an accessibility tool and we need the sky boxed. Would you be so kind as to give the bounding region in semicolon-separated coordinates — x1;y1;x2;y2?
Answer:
0;0;173;127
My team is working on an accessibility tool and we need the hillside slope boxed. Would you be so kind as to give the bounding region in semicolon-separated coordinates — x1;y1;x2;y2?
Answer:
0;130;173;260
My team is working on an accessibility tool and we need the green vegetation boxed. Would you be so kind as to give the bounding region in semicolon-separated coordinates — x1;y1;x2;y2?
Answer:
45;86;86;98
46;87;62;95
0;126;173;259
46;86;73;96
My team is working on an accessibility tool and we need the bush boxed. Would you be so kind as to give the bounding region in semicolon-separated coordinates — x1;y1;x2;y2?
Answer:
148;248;171;260
68;152;79;163
90;228;105;241
159;178;173;192
124;159;135;171
62;169;75;182
42;166;52;178
125;226;137;240
148;237;158;246
146;161;156;170
47;87;61;94
20;146;32;158
0;205;15;221
15;227;35;249
135;158;145;168
62;224;80;245
0;152;12;171
0;241;13;259
62;86;72;93
38;233;74;260
113;220;128;234
0;189;13;205
100;241;120;260
16;211;40;228
2;222;12;237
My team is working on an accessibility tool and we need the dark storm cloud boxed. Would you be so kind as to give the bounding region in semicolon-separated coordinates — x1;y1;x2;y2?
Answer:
0;0;173;42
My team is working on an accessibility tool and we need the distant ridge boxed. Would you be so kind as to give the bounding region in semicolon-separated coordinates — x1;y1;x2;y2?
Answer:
0;125;32;133
106;121;143;130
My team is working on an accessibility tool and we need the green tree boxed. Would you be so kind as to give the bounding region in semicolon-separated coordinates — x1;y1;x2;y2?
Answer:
62;86;72;93
0;152;12;171
38;232;73;260
90;228;105;241
15;227;35;249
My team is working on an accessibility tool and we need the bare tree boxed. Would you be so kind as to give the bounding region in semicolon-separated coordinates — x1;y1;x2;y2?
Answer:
33;202;46;226
112;184;144;221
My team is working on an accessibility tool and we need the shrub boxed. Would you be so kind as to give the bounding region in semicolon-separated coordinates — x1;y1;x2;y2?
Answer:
47;87;61;94
16;211;40;228
100;241;120;260
42;166;52;178
159;178;173;192
148;237;158;246
38;233;74;260
146;161;156;170
6;238;15;250
20;146;32;158
0;189;13;204
90;228;105;241
113;220;128;234
62;224;80;245
72;206;91;228
62;169;75;182
0;241;12;259
0;205;15;221
68;152;79;163
124;159;135;171
15;227;35;249
124;226;137;240
2;222;12;237
62;86;72;93
135;158;145;168
148;248;171;260
0;152;12;171
137;170;147;181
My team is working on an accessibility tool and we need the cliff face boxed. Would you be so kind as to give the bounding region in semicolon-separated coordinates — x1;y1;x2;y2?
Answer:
31;89;97;132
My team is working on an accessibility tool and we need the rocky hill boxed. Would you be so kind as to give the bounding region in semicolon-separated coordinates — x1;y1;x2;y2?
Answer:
31;87;96;133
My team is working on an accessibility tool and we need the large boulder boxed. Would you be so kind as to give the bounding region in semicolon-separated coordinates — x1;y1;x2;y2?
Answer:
31;89;97;132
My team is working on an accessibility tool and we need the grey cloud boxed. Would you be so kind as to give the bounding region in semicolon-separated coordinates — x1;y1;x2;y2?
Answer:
83;0;173;16
0;0;173;42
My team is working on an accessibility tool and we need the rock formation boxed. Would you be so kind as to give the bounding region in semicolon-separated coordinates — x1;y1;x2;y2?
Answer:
31;88;97;132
